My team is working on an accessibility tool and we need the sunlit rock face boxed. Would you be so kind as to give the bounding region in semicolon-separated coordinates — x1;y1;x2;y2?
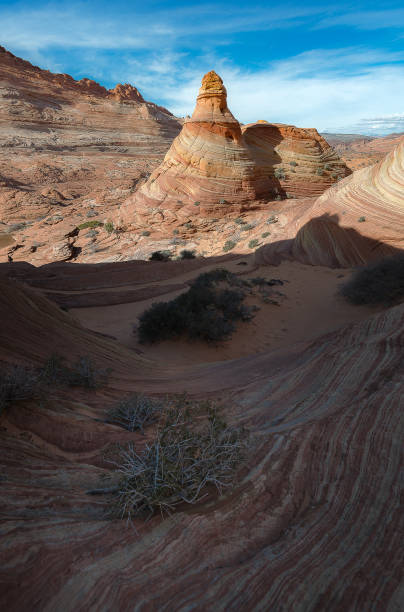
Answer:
256;137;404;267
242;122;351;198
120;71;350;229
119;71;265;226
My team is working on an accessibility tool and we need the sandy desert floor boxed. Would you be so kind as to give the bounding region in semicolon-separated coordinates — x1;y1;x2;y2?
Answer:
72;257;382;365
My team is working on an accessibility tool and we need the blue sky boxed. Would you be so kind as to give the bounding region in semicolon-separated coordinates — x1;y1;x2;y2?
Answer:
1;0;404;134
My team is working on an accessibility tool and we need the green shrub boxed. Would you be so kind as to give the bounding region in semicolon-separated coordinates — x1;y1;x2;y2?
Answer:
274;168;285;179
262;232;270;238
149;251;171;262
266;215;278;224
104;222;114;233
179;249;196;259
141;231;150;237
340;254;404;306
248;239;259;249
358;216;366;223
112;400;249;519
194;201;200;206
78;220;103;230
223;240;236;252
241;224;255;232
289;161;298;167
234;218;246;225
137;269;254;344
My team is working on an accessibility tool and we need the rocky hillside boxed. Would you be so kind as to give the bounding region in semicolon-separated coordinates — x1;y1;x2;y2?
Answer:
0;46;181;262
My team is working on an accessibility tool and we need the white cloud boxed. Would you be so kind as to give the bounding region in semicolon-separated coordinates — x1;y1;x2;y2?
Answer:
122;48;404;135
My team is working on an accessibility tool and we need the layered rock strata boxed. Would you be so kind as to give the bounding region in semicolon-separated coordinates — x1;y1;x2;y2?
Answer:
256;136;404;267
0;46;181;264
120;72;350;229
0;269;402;610
242;122;351;198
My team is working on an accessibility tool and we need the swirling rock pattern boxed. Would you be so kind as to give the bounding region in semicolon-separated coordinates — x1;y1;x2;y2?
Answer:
257;136;404;267
119;72;350;229
0;264;403;610
242;122;351;197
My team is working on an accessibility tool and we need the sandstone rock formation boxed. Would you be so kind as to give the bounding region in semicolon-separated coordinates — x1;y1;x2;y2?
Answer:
0;260;402;610
120;71;350;230
256;136;404;267
242;122;350;197
0;46;181;264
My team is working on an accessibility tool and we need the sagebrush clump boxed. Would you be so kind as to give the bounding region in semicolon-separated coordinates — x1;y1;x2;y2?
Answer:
340;254;404;306
137;268;254;343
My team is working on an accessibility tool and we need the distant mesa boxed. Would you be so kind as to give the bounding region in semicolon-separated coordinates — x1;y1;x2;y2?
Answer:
120;70;350;227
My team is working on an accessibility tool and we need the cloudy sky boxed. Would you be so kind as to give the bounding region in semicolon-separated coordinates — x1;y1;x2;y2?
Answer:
1;0;404;135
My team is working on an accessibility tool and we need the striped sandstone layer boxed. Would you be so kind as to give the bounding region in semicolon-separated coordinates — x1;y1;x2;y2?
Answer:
119;72;350;229
242;122;350;198
257;136;404;267
0;268;402;610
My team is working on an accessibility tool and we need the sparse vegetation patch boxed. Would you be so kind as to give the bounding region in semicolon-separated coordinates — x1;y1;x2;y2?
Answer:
111;399;249;519
137;268;254;344
340;254;404;306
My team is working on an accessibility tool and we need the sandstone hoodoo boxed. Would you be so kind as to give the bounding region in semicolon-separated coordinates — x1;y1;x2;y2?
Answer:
120;70;350;230
119;70;263;226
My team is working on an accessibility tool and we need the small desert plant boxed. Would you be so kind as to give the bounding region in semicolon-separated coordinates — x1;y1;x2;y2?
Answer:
173;229;179;235
358;216;366;223
262;232;270;238
248;239;259;249
179;249;196;259
107;393;164;432
266;215;278;224
234;218;247;225
340;254;404;306
316;168;324;176
0;365;40;415
194;201;200;206
137;269;254;344
183;222;192;230
223;240;236;252
274;168;285;179
40;354;108;389
241;224;255;232
78;220;103;230
149;250;171;262
289;161;298;167
111;400;249;519
104;222;114;234
141;231;150;237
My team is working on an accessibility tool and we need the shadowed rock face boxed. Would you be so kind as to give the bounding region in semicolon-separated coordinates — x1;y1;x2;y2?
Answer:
256;136;404;267
119;71;350;228
0;270;403;610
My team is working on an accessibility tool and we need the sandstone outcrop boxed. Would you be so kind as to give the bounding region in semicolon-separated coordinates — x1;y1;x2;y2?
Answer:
0;262;402;609
256;136;404;267
242;122;350;197
0;46;181;264
119;71;350;230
